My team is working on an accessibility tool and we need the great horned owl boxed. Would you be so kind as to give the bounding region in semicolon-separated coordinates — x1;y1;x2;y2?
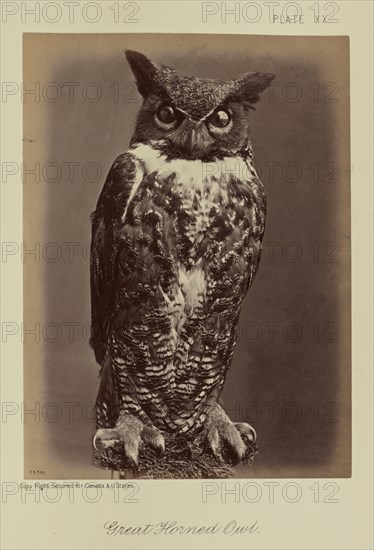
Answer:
91;50;274;469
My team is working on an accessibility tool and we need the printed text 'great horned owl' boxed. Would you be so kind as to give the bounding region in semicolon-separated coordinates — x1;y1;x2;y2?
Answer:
90;50;274;470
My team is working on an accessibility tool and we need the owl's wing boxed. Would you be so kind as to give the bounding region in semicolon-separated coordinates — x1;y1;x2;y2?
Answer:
90;152;140;366
91;153;179;430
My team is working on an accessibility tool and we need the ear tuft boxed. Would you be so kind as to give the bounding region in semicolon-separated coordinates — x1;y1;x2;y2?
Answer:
125;50;159;97
238;72;276;104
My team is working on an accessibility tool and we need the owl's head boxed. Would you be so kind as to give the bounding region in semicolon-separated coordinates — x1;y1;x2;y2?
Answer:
126;50;275;161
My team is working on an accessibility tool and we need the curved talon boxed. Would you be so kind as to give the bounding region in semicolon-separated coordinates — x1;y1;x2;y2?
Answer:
204;404;257;464
142;425;165;455
93;428;119;452
93;416;165;467
235;422;257;444
206;426;224;461
250;426;257;443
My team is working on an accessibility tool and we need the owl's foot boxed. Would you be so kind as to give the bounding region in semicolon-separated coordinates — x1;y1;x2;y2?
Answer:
203;404;256;465
93;414;165;468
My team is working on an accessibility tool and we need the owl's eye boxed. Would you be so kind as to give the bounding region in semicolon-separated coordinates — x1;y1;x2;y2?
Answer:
156;103;177;125
208;109;232;128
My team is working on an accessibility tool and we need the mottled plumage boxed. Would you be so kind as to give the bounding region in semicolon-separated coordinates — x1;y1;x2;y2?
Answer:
91;51;274;466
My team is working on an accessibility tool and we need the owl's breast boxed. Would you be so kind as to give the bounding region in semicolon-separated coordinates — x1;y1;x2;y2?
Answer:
110;143;265;359
128;143;265;267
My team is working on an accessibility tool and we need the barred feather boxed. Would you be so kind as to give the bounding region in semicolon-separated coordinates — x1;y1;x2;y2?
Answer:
90;142;265;435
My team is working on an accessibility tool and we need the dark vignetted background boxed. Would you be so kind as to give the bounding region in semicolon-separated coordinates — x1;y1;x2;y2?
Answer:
23;34;350;479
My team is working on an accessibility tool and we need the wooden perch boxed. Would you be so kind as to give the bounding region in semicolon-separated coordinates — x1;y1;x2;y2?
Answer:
93;433;257;479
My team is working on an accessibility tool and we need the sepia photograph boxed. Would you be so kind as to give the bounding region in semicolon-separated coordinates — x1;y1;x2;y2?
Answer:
22;33;350;480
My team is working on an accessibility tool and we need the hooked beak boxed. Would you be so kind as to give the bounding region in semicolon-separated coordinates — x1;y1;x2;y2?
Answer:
184;125;206;158
188;129;197;153
171;120;211;159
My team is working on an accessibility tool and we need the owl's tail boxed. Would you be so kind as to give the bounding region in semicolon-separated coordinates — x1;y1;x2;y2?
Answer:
95;350;120;429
